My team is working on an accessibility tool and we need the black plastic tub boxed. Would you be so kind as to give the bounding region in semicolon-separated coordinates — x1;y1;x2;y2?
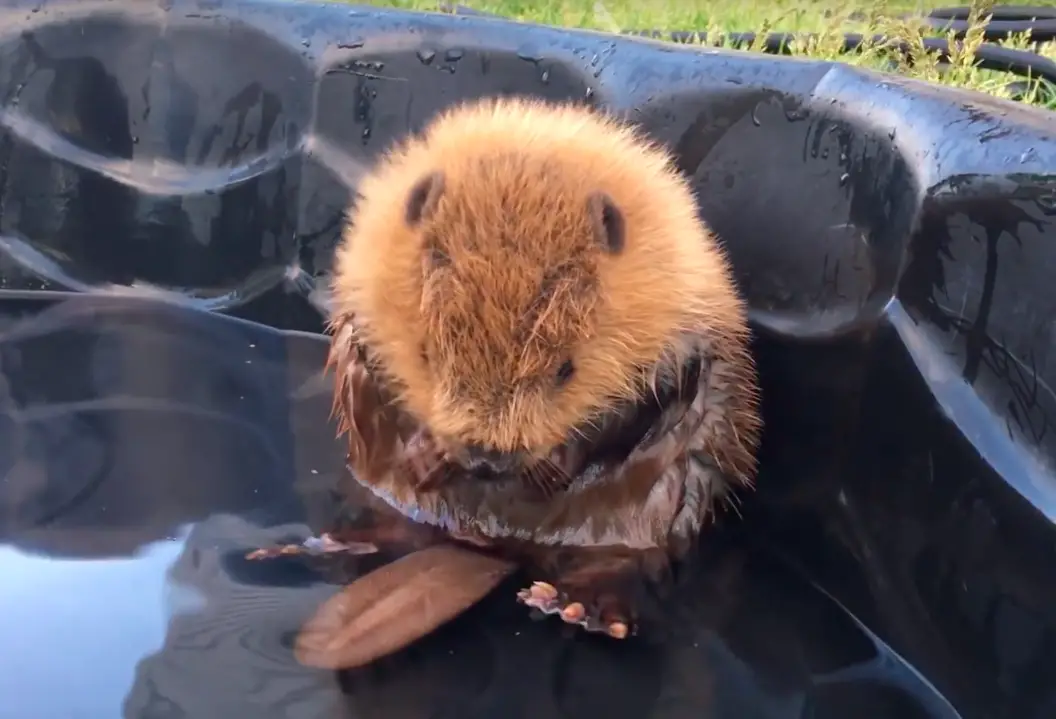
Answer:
0;2;1054;718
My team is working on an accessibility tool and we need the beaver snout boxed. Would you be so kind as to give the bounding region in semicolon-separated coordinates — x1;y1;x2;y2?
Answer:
463;445;522;477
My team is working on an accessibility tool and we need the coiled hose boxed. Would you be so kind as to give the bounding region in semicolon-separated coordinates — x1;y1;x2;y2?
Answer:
441;4;1056;101
925;5;1056;43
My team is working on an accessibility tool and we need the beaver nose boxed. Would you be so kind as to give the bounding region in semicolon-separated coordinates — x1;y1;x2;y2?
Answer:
463;445;519;476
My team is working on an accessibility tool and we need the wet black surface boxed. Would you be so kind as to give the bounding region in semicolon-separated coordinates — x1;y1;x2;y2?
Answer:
0;1;1054;718
0;295;959;719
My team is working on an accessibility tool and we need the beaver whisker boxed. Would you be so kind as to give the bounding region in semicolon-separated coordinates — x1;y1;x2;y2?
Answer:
721;491;744;520
396;440;453;492
539;457;575;493
518;457;574;499
521;463;550;497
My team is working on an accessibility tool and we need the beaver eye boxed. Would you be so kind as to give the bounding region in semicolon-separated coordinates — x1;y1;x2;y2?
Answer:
555;359;575;386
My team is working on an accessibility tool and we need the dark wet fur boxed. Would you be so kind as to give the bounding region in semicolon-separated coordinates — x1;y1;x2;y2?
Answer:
320;319;754;637
389;352;702;502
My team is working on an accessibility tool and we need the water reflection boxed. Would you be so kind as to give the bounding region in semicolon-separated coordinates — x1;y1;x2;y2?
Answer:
0;294;959;719
0;535;184;719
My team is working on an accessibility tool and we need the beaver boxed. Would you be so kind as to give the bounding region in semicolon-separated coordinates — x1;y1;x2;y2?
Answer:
285;95;761;646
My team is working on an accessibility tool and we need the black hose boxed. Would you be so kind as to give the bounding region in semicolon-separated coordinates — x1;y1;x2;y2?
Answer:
438;4;1056;97
630;30;1056;87
926;5;1056;43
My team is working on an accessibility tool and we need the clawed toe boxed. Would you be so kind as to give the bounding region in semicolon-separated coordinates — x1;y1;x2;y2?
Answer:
516;581;632;639
245;533;379;560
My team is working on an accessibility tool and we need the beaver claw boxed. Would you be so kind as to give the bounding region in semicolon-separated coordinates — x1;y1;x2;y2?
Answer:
245;533;379;560
517;580;632;639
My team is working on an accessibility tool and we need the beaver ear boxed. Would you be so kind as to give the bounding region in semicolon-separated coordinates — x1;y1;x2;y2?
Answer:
405;171;445;226
587;191;625;254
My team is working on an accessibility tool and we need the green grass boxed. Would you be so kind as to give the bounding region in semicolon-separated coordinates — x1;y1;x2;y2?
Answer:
354;0;1056;110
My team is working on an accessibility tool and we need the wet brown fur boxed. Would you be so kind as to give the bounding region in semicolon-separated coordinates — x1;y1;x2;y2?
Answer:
327;96;761;557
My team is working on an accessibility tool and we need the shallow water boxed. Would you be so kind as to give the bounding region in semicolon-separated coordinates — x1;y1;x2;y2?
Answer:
0;295;961;719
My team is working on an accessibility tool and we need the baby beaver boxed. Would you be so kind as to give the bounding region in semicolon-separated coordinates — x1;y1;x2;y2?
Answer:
323;95;762;639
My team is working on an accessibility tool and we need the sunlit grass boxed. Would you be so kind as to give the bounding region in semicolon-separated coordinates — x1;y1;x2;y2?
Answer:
354;0;1056;110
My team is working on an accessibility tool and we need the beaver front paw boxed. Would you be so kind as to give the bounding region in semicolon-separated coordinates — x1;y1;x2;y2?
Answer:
245;511;446;563
246;532;379;560
517;579;633;639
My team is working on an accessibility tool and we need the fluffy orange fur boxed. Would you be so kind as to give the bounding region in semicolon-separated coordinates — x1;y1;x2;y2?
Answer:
331;96;751;458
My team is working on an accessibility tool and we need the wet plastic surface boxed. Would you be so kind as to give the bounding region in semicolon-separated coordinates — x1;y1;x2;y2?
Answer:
0;296;960;719
0;1;1055;718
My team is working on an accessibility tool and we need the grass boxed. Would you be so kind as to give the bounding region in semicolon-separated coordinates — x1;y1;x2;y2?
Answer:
353;0;1056;111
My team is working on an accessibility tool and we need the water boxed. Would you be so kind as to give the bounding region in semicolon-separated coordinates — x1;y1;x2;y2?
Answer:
0;294;960;719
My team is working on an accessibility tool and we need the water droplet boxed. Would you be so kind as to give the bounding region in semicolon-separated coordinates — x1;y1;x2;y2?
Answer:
584;87;594;99
417;49;436;65
337;40;364;50
821;148;829;159
782;101;809;122
362;127;371;140
888;128;896;140
517;50;542;63
301;39;310;48
750;105;761;127
445;49;464;61
132;136;139;144
839;173;850;186
540;69;550;84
